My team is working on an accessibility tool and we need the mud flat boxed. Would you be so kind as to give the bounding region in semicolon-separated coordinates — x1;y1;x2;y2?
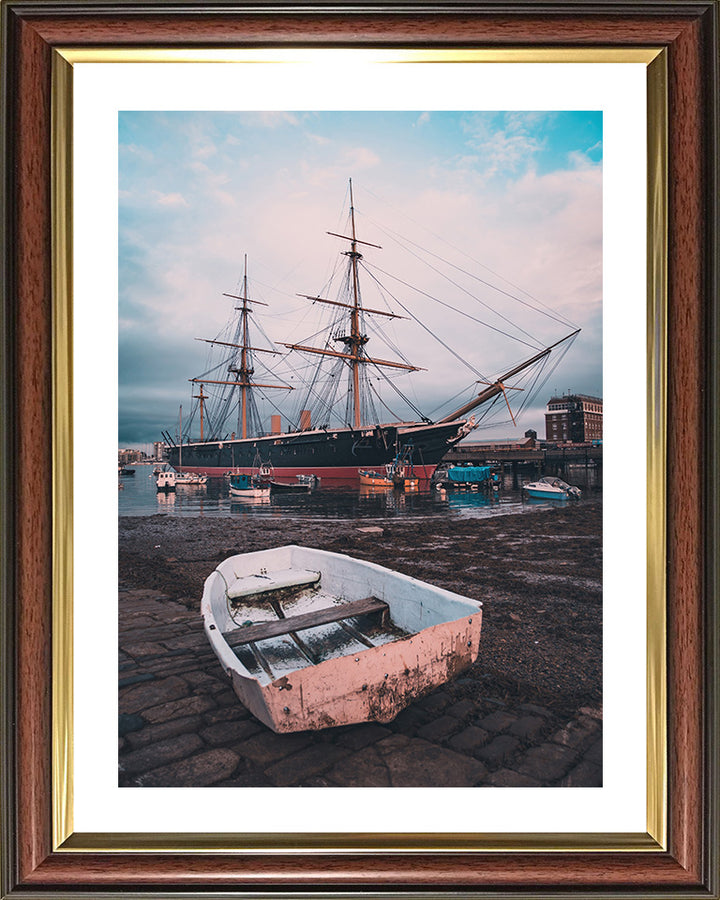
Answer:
119;500;602;787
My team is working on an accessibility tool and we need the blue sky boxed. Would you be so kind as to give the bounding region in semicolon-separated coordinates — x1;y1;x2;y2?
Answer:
119;110;602;447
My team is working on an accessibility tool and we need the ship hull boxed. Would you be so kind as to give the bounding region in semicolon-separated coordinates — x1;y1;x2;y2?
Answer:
168;420;468;482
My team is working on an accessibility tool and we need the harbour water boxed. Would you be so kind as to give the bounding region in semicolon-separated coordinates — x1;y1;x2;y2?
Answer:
119;463;601;520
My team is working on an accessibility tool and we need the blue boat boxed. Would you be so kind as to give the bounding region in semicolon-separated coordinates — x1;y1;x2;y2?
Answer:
436;465;499;492
523;476;581;501
228;472;270;498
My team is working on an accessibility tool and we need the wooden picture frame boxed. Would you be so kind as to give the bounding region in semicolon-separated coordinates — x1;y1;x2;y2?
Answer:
1;2;718;896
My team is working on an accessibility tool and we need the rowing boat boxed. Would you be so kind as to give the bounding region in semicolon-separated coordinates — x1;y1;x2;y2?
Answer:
201;545;482;733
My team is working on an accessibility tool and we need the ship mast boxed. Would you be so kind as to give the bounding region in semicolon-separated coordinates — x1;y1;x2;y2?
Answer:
191;255;291;440
192;383;207;440
282;178;420;431
239;255;250;438
347;179;363;429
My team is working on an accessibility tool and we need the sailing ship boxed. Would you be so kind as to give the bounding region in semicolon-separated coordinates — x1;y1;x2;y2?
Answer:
164;180;580;483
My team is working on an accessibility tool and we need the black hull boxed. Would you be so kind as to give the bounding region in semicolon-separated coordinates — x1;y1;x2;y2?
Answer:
168;420;468;481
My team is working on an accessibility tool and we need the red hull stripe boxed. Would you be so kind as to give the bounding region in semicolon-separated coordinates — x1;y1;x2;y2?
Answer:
176;464;436;481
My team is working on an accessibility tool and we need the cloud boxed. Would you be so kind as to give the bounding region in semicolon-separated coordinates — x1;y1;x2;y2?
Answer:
416;112;430;127
461;112;545;178
118;110;602;444
252;111;302;128
344;146;381;170
151;190;189;207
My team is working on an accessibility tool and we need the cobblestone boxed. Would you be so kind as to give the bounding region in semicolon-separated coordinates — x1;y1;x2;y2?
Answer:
550;715;601;751
446;699;475;720
559;759;603;787
200;719;264;746
136;748;241;787
324;735;487;787
416;715;461;743
264;744;350;786
485;768;543;787
448;725;490;755
126;715;204;750
235;731;314;767
516;742;579;781
120;733;204;777
476;710;518;733
475;734;521;767
119;675;189;714
507;715;546;740
335;723;391;750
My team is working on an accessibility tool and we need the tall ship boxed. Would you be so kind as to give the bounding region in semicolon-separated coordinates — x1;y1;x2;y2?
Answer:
164;180;580;483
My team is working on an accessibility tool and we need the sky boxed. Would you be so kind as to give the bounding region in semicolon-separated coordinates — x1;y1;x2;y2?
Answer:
118;110;602;448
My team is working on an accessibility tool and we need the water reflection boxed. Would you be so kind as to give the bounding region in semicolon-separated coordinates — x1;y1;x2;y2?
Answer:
119;463;597;521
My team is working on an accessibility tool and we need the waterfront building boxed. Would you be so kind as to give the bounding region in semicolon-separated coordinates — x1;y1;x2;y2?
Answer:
545;394;603;443
118;448;144;465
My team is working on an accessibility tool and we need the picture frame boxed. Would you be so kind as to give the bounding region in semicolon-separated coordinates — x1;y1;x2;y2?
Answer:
1;2;717;896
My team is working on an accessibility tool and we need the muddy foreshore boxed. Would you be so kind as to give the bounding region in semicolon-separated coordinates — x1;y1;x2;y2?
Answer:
119;500;602;716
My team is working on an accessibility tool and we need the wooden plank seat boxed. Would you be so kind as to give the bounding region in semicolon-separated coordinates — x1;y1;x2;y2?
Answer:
223;596;388;648
226;567;321;601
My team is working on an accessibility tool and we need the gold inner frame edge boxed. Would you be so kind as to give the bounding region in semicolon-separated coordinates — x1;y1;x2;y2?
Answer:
51;45;667;854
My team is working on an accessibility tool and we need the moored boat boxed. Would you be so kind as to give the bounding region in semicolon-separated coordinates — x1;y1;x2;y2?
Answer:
201;545;482;732
228;472;270;498
359;469;393;488
268;478;312;493
174;471;208;486
435;465;499;492
156;470;177;492
523;476;581;500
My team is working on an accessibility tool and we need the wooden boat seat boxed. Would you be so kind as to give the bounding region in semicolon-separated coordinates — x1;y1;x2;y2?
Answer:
226;568;321;601
223;596;388;648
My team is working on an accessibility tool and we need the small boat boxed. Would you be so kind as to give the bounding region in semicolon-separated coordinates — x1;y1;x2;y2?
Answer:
385;445;419;490
436;465;495;488
268;478;312;493
156;470;177;492
359;469;393;488
174;471;208;486
118;466;135;477
228;472;270;498
523;476;581;500
296;474;320;487
202;546;482;733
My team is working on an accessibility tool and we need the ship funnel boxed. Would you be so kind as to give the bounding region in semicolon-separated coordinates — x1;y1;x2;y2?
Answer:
300;410;312;431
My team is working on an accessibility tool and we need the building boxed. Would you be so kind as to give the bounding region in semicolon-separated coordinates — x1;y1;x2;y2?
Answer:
118;448;144;466
545;394;603;443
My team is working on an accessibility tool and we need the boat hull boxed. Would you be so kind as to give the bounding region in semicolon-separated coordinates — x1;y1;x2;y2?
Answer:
201;545;482;733
359;470;393;487
524;487;568;500
169;420;469;482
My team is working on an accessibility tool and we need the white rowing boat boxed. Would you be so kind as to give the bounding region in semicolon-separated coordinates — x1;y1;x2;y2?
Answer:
201;545;482;733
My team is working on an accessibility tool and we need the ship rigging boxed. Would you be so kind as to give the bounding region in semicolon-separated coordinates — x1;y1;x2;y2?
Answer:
164;179;580;482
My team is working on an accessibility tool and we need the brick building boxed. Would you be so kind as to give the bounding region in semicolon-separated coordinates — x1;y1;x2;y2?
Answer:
545;394;603;443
